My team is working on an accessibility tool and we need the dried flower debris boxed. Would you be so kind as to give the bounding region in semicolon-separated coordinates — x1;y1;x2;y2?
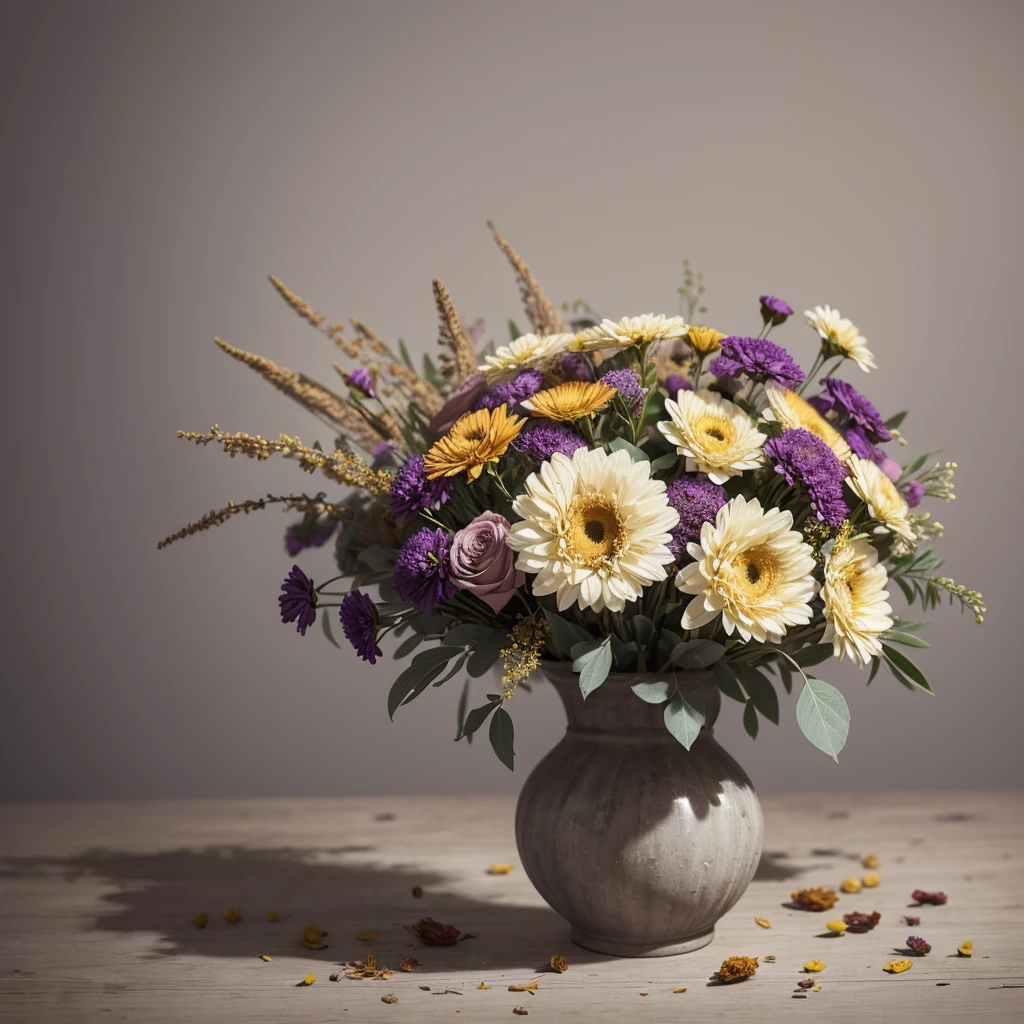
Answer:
797;978;814;989
477;982;491;990
716;956;758;982
813;984;822;992
911;889;948;905
862;872;881;887
508;980;540;993
224;909;242;924
192;912;208;929
763;955;776;963
408;916;461;945
826;920;848;934
754;916;771;929
672;987;687;993
345;954;395;981
840;877;862;894
356;929;379;941
884;960;914;974
862;853;880;869
302;924;328;950
259;954;271;962
791;887;838;911
803;959;827;972
906;935;932;955
381;993;398;1004
958;940;973;957
411;886;423;899
299;974;315;986
902;915;921;927
265;910;279;923
513;1008;529;1016
548;955;568;973
843;910;881;933
399;957;423;972
487;863;515;875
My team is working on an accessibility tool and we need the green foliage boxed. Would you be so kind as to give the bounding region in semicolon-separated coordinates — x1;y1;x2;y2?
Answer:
742;700;759;739
466;627;511;677
489;707;515;770
881;643;934;694
457;698;501;742
664;686;708;750
543;608;591;658
631;679;674;704
713;661;746;703
388;646;463;718
795;678;850;761
571;636;613;698
670;638;726;669
733;663;780;724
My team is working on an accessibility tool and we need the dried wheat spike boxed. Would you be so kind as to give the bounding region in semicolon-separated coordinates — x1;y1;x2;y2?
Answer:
487;220;566;335
432;278;477;381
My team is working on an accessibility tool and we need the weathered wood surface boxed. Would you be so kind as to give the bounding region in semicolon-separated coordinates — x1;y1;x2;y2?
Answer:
0;792;1021;1022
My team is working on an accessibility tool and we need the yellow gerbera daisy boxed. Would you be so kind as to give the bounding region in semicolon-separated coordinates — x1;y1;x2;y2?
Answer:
424;405;524;481
521;381;616;422
846;456;916;544
686;325;726;355
763;387;853;462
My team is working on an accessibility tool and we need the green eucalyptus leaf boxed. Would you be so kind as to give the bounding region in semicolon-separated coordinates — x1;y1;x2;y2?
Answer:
631;679;674;704
713;661;746;703
410;613;452;635
632;615;657;650
432;652;469;686
885;410;907;430
742;700;759;739
387;646;463;718
357;545;397;571
664;688;706;750
778;658;794;695
489;707;515;770
703;684;722;729
571;636;614;698
881;630;930;649
649;452;679;472
867;656;881;686
881;643;934;694
444;623;495;648
796;678;850;761
608;438;650;462
458;698;500;741
670;638;726;669
321;606;342;649
609;636;638;672
467;627;511;678
891;618;928;633
734;664;780;724
792;643;834;668
393;632;425;659
543;608;592;658
656;628;685;667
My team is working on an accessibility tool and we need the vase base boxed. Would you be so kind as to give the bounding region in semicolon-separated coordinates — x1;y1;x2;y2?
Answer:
570;926;715;958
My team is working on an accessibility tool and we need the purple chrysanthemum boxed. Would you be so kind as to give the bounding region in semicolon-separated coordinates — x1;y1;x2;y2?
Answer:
601;368;647;416
372;439;397;462
665;475;728;561
824;378;891;442
393;527;455;613
279;565;317;636
763;428;849;528
759;295;794;326
344;367;376;398
558;352;593;382
284;516;336;557
906;935;931;956
903;479;925;508
339;589;382;664
845;424;882;461
664;373;692;397
389;454;451;525
709;336;805;389
513;422;588;463
476;368;545;410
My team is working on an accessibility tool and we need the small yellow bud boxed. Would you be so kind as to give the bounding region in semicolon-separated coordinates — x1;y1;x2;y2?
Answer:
487;863;514;875
825;920;848;934
840;877;861;894
861;853;880;869
192;912;209;929
301;974;315;986
224;908;242;924
259;955;271;962
957;940;973;957
266;910;278;923
862;873;881;888
754;916;771;929
803;959;827;972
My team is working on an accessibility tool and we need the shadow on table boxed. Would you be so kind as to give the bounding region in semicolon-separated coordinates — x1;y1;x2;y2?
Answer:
0;844;617;969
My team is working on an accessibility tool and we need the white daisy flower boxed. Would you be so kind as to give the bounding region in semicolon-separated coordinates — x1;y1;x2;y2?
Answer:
506;446;678;614
804;305;876;373
676;495;818;644
573;314;689;352
657;388;766;484
478;332;573;385
846;456;916;544
822;532;893;667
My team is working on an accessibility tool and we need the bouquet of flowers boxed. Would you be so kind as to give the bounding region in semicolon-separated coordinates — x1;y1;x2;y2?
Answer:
163;223;984;768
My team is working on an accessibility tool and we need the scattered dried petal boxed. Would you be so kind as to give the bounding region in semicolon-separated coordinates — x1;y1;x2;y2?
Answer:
717;956;759;982
301;974;315;986
793;993;807;999
381;993;398;1004
266;910;279;923
548;955;568;973
477;982;491;990
791;887;839;911
755;916;771;929
813;984;823;992
488;863;515;875
224;908;242;924
884;960;913;974
259;954;271;962
862;873;881;888
408;916;461;946
356;929;380;941
329;973;340;982
345;954;395;981
797;979;814;989
862;853;880;869
803;959;827;972
902;916;921;927
192;912;208;929
399;957;423;972
958;940;973;957
412;886;423;899
508;980;540;993
911;889;947;905
302;923;328;950
639;992;648;996
672;987;687;993
907;935;931;955
826;920;848;934
763;955;776;963
513;1008;529;1016
840;877;862;894
843;910;881;933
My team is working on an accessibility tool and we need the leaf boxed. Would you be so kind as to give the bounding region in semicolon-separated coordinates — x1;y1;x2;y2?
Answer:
608;437;650;462
663;688;706;750
713;661;746;703
649;452;679;472
703;684;722;729
792;643;834;668
432;652;469;686
881;643;934;694
455;678;470;740
867;656;881;685
508;318;521;341
393;632;425;659
631;679;674;704
458;699;500;741
796;678;850;761
609;636;638;672
571;636;613;699
632;615;657;650
656;628;685;667
356;545;396;571
742;700;759;739
321;606;342;649
884;410;907;430
445;623;494;648
881;630;930;648
778;658;794;695
891;618;928;632
543;608;591;658
670;638;726;669
467;628;510;677
734;664;780;724
895;576;917;605
398;337;416;371
410;613;451;635
387;646;463;718
489;707;515;770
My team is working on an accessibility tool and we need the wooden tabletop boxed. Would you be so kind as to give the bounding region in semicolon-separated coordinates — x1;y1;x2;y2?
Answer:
0;792;1021;1023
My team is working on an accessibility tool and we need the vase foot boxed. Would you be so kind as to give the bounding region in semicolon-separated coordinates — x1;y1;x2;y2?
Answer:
570;926;715;958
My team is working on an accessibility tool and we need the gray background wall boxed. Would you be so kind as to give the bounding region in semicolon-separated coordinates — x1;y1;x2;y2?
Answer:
3;0;1021;801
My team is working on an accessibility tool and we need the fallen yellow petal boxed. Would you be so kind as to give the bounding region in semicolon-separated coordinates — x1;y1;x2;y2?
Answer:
488;863;515;875
672;987;687;993
862;872;881;887
508;980;540;992
840;877;861;894
477;981;491;990
825;920;848;934
884;960;913;974
958;940;973;957
259;954;271;962
813;984;822;992
301;974;315;986
862;853;880;869
356;929;379;941
754;916;771;929
266;910;279;923
224;908;242;924
803;959;827;972
192;912;208;929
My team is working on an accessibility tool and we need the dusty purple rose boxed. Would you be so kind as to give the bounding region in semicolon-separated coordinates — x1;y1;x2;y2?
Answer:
903;479;925;508
449;512;525;612
428;372;488;436
759;295;794;326
344;367;376;398
664;373;692;397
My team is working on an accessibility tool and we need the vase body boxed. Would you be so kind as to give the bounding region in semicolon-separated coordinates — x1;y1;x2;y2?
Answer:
515;664;763;957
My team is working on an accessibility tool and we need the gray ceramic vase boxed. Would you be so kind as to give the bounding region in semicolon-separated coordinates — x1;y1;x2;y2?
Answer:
515;663;763;957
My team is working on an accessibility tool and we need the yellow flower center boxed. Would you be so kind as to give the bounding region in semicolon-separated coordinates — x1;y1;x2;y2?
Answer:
566;494;623;566
735;544;780;600
695;414;737;452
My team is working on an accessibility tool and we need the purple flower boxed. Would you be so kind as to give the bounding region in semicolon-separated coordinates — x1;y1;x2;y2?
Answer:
824;378;891;442
389;454;451;525
344;367;376;398
877;454;903;483
759;295;794;326
476;368;544;410
558;352;593;382
339;589;381;664
665;475;728;561
709;337;805;389
601;368;647;416
903;479;925;508
845;424;882;461
284;515;336;557
428;372;488;436
279;565;317;636
449;512;525;612
372;439;397;462
664;373;692;397
393;527;455;613
512;421;588;463
763;429;849;527
906;935;931;956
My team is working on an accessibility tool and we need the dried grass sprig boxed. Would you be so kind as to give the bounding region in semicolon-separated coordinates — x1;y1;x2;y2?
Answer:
432;278;477;381
487;221;566;335
177;427;394;495
157;493;349;550
214;338;385;449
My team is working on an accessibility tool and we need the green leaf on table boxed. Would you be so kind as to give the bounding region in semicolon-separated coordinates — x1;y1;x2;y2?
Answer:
670;638;726;669
467;627;511;677
458;698;500;742
387;646;463;718
631;679;674;704
734;664;780;724
608;437;650;462
881;630;930;648
543;608;592;658
742;700;759;739
489;707;515;770
795;678;850;761
713;661;746;703
881;643;934;694
571;636;613;698
663;688;707;750
792;643;834;668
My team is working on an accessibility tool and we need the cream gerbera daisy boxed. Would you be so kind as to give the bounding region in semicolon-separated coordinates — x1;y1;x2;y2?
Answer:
846;455;916;544
507;446;678;613
573;314;689;352
763;387;853;463
804;305;876;373
676;495;818;643
522;380;616;421
657;389;766;484
822;529;893;666
478;332;572;385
